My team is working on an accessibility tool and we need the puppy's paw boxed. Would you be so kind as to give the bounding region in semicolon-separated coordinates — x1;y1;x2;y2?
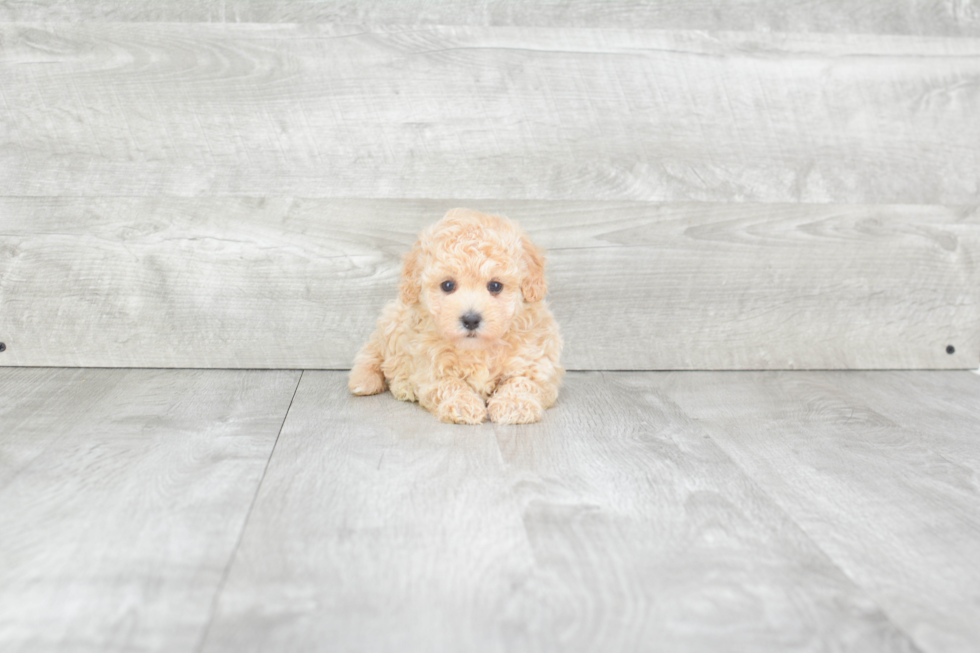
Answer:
437;392;488;425
388;380;415;403
488;392;543;424
348;363;386;396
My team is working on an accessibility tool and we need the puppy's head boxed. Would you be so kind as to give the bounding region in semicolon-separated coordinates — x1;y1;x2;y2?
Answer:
399;208;547;349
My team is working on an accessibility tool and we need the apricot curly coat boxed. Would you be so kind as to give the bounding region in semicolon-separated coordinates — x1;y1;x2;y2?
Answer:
349;208;563;424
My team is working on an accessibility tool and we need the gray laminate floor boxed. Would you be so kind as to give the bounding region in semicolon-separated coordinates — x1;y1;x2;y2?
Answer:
1;368;979;653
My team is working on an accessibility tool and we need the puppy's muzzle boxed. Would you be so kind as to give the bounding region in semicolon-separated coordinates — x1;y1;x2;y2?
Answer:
460;312;482;333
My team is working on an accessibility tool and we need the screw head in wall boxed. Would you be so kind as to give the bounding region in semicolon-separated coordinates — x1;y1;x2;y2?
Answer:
946;345;956;355
0;342;5;352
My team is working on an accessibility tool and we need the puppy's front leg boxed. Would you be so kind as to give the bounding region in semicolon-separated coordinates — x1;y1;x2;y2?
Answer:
349;336;387;396
488;376;549;424
418;379;488;425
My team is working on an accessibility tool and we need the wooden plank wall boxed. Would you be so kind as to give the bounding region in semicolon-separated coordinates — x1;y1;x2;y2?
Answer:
3;1;980;35
1;1;978;370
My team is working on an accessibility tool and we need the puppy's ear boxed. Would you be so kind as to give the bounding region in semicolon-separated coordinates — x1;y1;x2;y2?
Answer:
520;234;547;303
398;240;423;305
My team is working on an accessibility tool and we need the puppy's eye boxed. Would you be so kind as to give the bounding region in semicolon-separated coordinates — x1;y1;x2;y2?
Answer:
440;280;456;293
487;281;503;295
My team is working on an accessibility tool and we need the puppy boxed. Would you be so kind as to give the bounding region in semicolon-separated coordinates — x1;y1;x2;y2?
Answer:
349;208;563;424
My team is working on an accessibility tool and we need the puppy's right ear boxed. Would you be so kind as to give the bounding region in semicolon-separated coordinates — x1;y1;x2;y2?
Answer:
398;240;423;305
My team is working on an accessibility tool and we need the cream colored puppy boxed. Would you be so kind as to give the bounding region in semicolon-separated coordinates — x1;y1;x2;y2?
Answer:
349;208;563;424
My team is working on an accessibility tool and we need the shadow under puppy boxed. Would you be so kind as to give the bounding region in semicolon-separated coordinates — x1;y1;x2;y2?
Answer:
349;208;563;424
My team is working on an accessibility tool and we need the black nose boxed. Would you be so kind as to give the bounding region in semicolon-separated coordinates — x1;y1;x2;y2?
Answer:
461;312;481;331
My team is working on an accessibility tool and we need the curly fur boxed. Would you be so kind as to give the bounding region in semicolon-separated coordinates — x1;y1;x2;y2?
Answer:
349;208;563;424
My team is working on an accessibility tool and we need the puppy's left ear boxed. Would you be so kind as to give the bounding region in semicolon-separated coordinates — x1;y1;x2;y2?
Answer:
520;234;547;303
398;239;423;305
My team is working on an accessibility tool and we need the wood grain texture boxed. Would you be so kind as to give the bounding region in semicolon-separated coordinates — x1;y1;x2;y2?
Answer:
200;370;917;653
2;0;979;36
3;23;980;203
1;198;975;370
662;370;980;653
0;367;300;653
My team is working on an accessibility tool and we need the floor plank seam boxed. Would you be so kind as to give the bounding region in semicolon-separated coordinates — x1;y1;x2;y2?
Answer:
648;386;929;649
192;369;304;653
687;420;930;652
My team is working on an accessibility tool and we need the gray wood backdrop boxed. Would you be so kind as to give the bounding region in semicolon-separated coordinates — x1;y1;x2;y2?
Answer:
1;1;978;370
